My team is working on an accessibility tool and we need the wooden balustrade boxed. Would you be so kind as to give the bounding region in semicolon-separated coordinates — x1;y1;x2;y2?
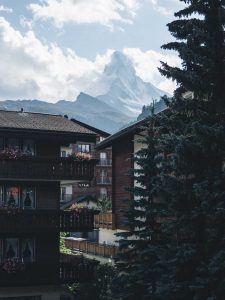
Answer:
65;238;119;258
0;210;95;233
0;262;58;287
94;212;115;229
0;157;96;181
60;253;98;284
0;257;98;286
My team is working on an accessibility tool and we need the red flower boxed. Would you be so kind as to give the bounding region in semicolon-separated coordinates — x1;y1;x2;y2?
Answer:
2;258;24;274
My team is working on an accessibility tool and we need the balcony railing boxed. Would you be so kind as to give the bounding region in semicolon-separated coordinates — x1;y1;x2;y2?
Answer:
60;253;98;284
0;210;95;233
0;157;96;181
0;256;98;287
94;212;115;229
96;177;112;185
65;238;119;258
97;159;112;166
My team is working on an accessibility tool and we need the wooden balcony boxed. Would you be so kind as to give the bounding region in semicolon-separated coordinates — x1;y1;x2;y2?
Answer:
0;256;98;287
0;157;96;181
94;212;115;229
60;253;99;284
0;210;95;233
65;238;119;258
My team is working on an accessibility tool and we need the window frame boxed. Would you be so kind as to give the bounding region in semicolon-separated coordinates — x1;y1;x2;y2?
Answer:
77;143;91;153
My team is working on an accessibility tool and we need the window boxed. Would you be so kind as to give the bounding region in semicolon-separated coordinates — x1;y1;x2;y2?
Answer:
5;186;20;206
0;137;4;150
7;138;20;150
100;152;107;166
0;186;3;206
100;169;107;178
21;238;35;263
0;138;37;153
22;139;35;156
3;186;35;209
77;144;90;153
61;150;67;157
61;187;66;201
100;152;107;159
5;238;19;259
100;188;107;197
21;187;35;209
0;238;35;263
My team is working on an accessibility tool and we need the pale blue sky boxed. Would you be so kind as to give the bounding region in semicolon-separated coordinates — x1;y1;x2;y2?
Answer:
0;0;183;101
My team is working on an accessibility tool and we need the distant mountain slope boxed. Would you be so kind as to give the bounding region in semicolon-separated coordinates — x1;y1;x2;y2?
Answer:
0;94;133;133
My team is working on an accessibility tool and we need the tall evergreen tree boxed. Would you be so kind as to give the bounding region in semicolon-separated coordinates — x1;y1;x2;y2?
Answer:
113;1;225;299
157;0;225;299
113;110;167;300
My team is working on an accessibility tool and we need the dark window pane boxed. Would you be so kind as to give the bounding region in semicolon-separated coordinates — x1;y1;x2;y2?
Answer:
5;186;20;206
21;238;35;263
77;144;90;153
0;137;4;150
8;138;19;150
23;139;35;156
22;187;35;209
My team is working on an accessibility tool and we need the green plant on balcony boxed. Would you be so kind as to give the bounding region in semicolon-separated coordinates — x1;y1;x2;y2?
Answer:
97;196;112;213
60;232;72;255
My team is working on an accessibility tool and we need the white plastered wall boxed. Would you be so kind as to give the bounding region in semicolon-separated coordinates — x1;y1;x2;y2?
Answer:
98;228;124;246
60;146;72;157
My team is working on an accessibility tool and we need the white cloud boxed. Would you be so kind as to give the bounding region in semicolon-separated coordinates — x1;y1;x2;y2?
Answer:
0;17;110;101
20;16;34;30
28;0;139;30
0;5;13;13
149;0;182;16
0;17;178;101
123;47;181;94
149;0;172;16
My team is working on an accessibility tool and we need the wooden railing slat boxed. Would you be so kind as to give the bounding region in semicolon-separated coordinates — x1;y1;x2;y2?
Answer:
0;210;95;233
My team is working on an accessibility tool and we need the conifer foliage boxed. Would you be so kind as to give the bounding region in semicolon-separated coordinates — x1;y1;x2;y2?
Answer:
114;1;225;299
113;111;166;300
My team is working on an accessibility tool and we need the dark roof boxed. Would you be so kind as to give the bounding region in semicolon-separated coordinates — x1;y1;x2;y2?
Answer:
0;110;96;135
96;118;148;150
71;118;110;137
96;102;168;150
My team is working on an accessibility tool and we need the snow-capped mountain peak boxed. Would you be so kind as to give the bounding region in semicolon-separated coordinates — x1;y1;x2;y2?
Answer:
96;51;167;116
104;51;136;80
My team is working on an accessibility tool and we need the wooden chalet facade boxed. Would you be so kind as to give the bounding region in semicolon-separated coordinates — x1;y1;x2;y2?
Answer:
60;120;112;209
0;110;98;299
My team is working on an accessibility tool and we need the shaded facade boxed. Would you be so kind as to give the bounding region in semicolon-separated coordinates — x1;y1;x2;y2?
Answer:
0;110;97;299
